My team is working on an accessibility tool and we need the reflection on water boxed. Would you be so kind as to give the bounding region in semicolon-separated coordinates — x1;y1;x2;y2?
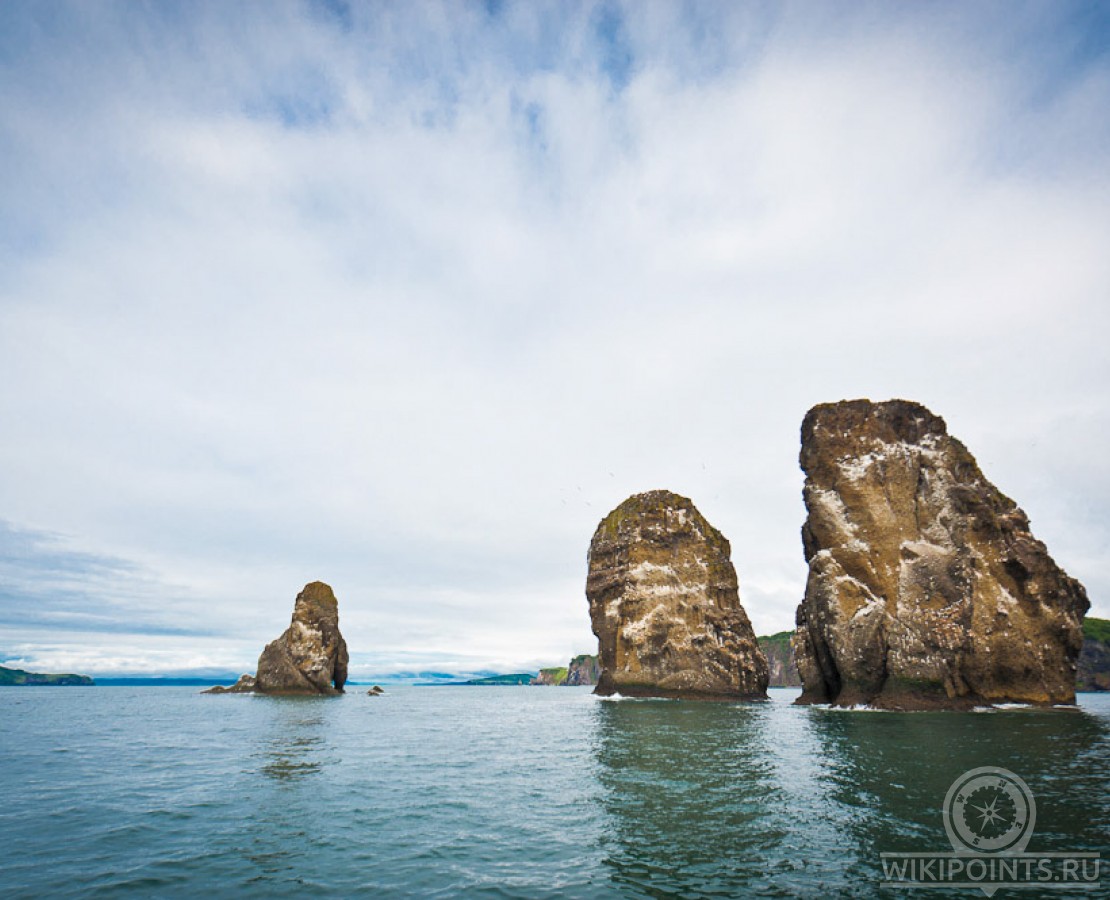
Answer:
242;698;343;885
592;695;1110;897
594;699;788;896
252;698;333;783
807;705;1110;859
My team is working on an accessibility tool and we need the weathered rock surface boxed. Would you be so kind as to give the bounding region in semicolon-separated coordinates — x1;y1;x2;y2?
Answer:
205;581;349;696
255;581;349;695
758;632;802;687
793;399;1089;709
587;490;769;700
565;654;600;686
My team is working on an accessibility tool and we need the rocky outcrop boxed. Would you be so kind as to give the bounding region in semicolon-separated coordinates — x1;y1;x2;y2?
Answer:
793;399;1089;709
587;490;769;700
758;633;802;687
1077;617;1110;692
255;581;349;694
205;581;349;696
565;654;600;686
204;674;256;694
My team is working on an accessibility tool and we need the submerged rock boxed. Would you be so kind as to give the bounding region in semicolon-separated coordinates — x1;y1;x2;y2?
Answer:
587;490;768;700
367;685;384;696
793;399;1089;709
255;581;349;695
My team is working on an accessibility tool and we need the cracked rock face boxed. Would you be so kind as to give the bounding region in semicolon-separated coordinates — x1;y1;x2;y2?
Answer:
255;581;349;695
793;399;1088;709
587;490;768;700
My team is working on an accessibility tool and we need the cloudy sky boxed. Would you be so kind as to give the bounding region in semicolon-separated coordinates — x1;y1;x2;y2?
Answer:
1;1;1108;679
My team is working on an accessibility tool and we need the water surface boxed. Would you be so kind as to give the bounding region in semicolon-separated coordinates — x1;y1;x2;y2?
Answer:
1;687;1106;897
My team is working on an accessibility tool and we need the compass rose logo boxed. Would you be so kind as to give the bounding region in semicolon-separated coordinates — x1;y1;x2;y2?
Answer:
943;767;1036;855
882;766;1099;895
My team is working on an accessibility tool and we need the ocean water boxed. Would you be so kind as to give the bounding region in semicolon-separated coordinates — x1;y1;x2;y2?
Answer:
1;686;1107;898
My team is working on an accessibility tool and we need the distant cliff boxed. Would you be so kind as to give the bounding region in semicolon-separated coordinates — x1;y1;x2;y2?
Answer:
0;665;94;686
529;655;601;686
531;667;568;686
757;633;801;687
1078;617;1110;692
565;654;599;686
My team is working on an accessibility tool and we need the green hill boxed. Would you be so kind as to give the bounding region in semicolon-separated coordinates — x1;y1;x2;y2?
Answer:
0;665;94;686
1083;616;1110;644
531;667;568;685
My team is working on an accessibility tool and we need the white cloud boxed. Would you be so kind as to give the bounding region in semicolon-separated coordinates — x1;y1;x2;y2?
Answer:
1;1;1108;676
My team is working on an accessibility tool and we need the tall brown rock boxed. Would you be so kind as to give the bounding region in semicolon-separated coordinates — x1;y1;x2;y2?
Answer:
587;490;769;700
793;399;1089;709
254;581;349;695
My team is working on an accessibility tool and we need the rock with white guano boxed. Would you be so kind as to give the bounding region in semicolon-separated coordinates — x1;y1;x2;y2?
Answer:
793;399;1089;709
587;490;768;700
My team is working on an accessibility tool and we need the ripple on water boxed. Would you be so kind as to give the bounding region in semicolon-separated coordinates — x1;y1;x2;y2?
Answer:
0;687;1106;898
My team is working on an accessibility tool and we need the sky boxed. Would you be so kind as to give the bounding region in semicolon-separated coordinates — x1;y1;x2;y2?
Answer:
1;1;1108;680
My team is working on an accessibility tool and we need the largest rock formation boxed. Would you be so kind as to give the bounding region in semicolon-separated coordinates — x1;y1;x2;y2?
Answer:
793;399;1089;709
587;490;768;700
206;581;349;695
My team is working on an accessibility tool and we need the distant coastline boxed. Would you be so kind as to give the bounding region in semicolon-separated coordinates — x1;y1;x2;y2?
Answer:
0;665;93;686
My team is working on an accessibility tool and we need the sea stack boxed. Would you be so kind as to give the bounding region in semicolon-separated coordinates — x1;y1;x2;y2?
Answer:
255;581;349;694
587;490;769;700
206;581;349;695
793;399;1089;709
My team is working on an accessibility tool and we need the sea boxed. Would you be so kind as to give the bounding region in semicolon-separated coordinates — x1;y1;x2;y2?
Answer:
1;686;1107;898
